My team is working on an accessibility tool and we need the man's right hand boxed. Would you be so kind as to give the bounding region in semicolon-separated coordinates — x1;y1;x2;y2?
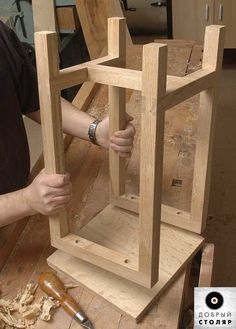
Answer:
23;170;72;216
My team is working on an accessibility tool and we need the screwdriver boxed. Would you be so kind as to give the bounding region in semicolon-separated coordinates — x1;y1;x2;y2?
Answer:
38;272;94;329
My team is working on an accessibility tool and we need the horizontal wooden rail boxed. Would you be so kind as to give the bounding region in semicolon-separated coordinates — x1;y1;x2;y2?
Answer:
51;234;153;287
61;234;137;271
53;62;216;115
162;69;217;111
52;67;88;90
53;55;119;90
110;194;199;232
87;68;216;109
87;65;142;90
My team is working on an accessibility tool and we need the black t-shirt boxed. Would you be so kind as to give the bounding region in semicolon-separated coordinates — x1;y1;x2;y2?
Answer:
0;21;39;194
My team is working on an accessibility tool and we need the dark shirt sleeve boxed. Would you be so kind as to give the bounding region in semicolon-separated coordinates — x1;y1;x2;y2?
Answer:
6;25;39;114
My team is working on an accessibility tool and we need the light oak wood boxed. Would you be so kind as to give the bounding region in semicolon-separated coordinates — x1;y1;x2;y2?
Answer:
48;223;204;322
52;56;119;91
34;32;69;239
51;204;203;288
139;43;167;286
191;25;225;233
34;20;149;287
75;0;132;60
108;18;127;197
1;55;222;327
32;0;57;32
87;65;142;91
110;195;200;233
56;6;79;31
52;66;217;106
35;21;224;308
199;243;215;287
163;70;217;112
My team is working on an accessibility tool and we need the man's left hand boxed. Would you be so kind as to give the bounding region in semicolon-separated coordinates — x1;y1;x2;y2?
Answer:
96;115;135;158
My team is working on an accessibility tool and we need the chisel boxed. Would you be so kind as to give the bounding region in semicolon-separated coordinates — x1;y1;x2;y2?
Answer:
38;272;94;329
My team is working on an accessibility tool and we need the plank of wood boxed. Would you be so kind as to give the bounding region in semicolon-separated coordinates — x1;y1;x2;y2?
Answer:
199;243;215;287
34;31;69;239
32;0;57;32
139;43;167;286
108;18;126;197
56;6;80;31
75;0;132;60
68;269;188;329
191;26;225;233
48;221;203;323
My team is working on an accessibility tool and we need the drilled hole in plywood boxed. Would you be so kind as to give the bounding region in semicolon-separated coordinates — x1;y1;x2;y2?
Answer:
124;259;130;264
177;211;182;215
75;240;79;244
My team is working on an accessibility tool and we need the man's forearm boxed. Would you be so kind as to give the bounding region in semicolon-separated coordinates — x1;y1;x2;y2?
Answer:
26;98;94;141
61;98;94;140
0;189;33;227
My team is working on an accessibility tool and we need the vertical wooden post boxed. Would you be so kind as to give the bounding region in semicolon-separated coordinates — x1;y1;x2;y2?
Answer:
35;32;69;240
139;43;167;287
191;25;225;233
32;0;57;32
198;243;215;287
108;18;126;197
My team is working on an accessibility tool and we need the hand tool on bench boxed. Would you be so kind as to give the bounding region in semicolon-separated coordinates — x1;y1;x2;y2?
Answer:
39;272;94;329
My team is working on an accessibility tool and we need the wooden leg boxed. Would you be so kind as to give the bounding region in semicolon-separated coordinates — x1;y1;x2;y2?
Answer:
108;18;127;197
139;43;167;287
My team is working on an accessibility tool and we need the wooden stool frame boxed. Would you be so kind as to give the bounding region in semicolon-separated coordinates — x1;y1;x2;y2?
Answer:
35;18;224;289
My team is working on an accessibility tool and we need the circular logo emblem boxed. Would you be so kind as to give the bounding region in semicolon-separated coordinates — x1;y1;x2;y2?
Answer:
205;292;224;310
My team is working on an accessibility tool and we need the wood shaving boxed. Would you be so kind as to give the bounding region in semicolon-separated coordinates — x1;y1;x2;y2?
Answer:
39;297;60;321
64;283;79;290
0;281;61;329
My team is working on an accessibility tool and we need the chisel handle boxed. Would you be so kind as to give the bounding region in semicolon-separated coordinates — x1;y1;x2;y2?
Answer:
38;272;82;318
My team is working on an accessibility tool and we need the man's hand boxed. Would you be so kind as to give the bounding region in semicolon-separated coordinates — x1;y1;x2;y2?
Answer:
96;115;135;158
23;170;72;216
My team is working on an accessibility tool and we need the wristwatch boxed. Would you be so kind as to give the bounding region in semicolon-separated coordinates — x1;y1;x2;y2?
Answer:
88;119;101;145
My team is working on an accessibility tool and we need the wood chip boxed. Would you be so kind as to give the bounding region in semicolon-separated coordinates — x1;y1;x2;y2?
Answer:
0;281;60;328
40;297;60;321
64;283;79;290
